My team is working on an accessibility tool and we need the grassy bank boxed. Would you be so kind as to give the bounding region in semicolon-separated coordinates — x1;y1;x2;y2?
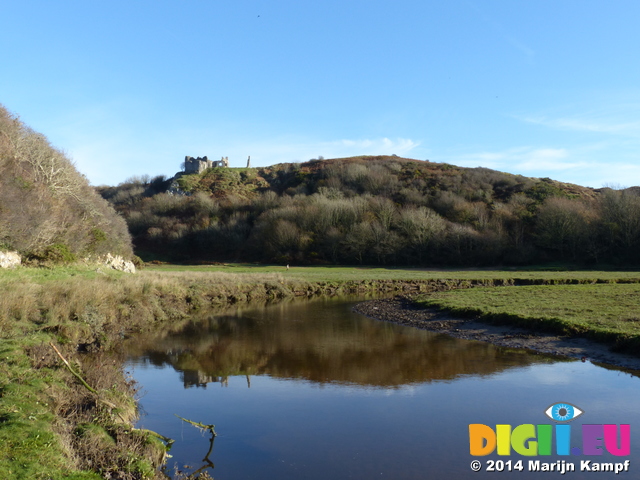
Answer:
2;264;640;479
416;283;640;352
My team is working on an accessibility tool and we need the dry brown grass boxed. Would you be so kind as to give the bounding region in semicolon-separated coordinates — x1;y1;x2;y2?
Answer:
0;268;315;347
0;268;322;361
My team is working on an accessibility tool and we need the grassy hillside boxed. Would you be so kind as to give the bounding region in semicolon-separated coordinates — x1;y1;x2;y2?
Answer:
99;155;640;267
0;104;133;262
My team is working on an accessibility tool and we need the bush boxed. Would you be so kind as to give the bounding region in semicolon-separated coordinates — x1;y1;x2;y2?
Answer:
132;255;145;269
31;243;77;265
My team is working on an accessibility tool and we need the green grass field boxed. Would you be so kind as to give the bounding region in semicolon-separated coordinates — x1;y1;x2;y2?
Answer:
6;262;638;285
416;283;640;351
145;263;640;283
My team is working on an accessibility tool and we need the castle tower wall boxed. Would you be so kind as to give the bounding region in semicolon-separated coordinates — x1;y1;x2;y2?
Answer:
184;155;227;173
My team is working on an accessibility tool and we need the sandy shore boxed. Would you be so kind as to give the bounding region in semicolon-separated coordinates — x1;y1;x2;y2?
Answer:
353;295;640;372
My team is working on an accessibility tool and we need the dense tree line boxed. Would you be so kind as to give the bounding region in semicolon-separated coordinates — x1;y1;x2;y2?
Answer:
98;156;640;267
0;104;133;261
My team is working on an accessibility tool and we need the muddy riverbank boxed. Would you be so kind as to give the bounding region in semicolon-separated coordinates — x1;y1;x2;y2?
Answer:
353;295;640;371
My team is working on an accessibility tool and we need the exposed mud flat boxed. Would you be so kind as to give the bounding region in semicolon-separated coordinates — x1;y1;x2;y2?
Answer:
353;295;640;372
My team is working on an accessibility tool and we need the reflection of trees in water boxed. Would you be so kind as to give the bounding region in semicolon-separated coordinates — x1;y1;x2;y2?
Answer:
126;302;557;388
171;416;217;478
178;371;254;389
180;370;223;388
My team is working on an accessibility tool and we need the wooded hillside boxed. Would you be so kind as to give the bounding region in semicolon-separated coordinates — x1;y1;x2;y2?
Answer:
0;105;133;262
99;156;640;267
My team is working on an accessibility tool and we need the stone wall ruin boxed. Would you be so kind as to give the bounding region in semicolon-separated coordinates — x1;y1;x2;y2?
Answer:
184;155;229;174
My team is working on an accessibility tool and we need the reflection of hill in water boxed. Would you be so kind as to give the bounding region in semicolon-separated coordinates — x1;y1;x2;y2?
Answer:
125;298;558;388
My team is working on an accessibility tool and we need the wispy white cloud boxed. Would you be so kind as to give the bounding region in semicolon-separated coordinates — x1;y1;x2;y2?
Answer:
516;99;640;138
442;142;640;187
322;137;420;158
505;35;535;59
512;148;577;172
449;146;585;173
593;163;640;188
521;115;640;136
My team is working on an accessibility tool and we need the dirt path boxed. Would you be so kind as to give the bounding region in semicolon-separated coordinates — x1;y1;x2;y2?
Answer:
353;295;640;372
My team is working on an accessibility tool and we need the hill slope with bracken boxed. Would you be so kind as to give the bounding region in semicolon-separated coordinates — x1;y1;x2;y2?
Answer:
0;104;133;262
99;155;640;267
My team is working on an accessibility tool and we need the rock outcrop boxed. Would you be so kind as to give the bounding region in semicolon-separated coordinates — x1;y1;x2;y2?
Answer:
101;253;136;274
0;251;21;269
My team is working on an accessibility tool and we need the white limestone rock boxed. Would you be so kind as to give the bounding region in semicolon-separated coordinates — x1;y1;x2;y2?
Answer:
102;253;136;274
0;251;21;269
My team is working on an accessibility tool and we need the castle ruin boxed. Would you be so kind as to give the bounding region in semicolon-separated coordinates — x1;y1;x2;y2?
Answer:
184;155;229;174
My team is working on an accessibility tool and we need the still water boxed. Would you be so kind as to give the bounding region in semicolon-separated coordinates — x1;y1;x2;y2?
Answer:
125;296;640;479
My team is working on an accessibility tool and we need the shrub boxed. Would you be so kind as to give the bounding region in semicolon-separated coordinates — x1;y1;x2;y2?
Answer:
32;243;77;265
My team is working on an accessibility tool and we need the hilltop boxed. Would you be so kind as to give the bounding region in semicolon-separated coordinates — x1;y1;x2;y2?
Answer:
98;155;640;267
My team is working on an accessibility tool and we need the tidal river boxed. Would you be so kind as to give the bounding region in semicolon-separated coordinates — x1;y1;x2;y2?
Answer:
123;295;640;479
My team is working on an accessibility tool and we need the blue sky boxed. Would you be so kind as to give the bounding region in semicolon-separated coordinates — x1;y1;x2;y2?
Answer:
2;1;640;187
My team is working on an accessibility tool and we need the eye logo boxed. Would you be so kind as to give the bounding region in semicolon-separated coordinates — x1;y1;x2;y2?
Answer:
544;403;583;422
